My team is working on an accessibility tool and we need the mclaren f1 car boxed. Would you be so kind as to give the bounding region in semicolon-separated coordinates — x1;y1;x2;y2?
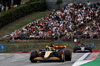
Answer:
73;44;92;53
30;45;72;62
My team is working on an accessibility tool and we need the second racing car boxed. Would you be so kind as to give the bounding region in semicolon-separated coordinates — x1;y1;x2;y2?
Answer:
73;44;92;53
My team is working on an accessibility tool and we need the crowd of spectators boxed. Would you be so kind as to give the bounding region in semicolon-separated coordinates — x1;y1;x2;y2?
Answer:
9;2;100;40
0;3;17;13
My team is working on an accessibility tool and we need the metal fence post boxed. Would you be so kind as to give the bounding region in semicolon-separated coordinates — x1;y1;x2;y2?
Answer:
31;44;32;51
28;42;30;52
98;36;100;49
71;36;73;50
57;30;60;46
5;44;6;53
23;44;24;52
85;35;86;42
1;49;3;53
17;45;19;52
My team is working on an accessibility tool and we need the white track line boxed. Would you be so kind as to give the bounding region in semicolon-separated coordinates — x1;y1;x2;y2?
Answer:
72;53;93;66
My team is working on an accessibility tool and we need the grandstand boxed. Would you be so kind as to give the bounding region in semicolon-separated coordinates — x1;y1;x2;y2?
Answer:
0;0;100;53
7;2;100;41
0;0;100;41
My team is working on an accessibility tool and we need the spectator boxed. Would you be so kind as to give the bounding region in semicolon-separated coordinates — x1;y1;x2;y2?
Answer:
6;6;9;11
87;1;91;7
9;2;100;40
1;5;4;12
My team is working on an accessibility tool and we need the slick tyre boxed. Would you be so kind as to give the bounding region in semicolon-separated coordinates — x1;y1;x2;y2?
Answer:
58;50;65;62
30;51;37;63
73;47;77;53
64;50;72;61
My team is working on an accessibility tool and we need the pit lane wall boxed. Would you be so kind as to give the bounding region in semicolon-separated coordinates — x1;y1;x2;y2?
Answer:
45;0;100;10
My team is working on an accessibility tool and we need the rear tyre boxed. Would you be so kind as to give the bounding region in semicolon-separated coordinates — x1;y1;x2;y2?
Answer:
73;47;77;53
64;50;72;61
30;51;37;63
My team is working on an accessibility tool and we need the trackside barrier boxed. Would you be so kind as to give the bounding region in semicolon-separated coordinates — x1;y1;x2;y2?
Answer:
92;50;100;52
89;43;95;47
12;50;100;53
0;38;99;53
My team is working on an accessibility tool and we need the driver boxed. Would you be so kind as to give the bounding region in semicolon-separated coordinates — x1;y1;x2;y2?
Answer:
81;43;84;47
51;48;55;51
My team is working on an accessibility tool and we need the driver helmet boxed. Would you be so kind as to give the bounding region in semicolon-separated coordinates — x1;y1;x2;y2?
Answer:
51;48;55;51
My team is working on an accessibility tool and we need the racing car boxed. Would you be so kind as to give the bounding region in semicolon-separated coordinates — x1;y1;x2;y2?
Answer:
30;45;72;62
73;44;92;53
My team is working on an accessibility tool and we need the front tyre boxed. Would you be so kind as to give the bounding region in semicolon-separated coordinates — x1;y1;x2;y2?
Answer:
58;50;65;62
30;51;37;63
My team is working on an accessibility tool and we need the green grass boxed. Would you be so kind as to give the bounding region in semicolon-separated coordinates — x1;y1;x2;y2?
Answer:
0;11;52;38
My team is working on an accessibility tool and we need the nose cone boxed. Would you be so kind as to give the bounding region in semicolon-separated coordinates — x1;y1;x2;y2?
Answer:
44;51;52;58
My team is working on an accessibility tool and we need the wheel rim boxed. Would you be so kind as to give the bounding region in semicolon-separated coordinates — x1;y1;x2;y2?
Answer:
62;54;65;61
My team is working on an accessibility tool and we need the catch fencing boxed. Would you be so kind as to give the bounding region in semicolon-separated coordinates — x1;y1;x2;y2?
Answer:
0;38;100;53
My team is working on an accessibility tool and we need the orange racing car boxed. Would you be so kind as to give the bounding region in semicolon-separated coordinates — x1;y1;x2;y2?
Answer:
30;44;72;62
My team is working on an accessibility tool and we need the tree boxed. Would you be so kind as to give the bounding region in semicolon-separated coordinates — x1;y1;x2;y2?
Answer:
0;0;10;6
56;0;63;9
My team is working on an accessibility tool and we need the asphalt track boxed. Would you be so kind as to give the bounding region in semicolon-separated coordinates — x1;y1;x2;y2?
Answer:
0;53;84;66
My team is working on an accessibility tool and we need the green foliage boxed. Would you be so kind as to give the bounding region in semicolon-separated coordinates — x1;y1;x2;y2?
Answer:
56;0;63;5
0;0;46;28
26;0;44;4
55;0;63;9
0;0;6;5
0;1;2;4
25;0;39;4
29;0;37;1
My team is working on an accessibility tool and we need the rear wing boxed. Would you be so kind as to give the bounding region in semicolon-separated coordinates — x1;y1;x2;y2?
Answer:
46;45;66;49
54;45;66;49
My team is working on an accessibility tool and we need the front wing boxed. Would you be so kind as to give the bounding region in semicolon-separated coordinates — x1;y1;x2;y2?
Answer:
74;50;91;53
33;57;61;61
